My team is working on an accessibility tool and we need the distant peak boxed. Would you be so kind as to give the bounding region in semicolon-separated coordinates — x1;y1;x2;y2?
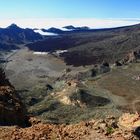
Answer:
63;25;75;30
63;25;90;30
7;23;21;29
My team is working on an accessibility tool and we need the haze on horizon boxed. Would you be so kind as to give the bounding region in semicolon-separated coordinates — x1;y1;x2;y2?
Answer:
0;0;140;29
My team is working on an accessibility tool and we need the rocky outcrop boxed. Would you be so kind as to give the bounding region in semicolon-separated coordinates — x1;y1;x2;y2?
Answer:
124;51;138;63
116;50;140;66
0;68;28;126
52;80;110;107
118;113;140;130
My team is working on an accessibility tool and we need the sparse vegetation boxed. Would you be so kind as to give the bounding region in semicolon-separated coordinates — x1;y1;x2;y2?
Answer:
106;127;114;134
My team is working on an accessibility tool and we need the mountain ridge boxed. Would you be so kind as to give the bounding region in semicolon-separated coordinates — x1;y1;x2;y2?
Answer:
0;24;43;51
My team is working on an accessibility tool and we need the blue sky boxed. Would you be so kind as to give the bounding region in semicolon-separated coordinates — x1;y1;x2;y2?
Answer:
0;0;140;28
0;0;140;18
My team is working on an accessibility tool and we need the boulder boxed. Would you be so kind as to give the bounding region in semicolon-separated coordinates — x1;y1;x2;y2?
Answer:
100;61;110;73
114;61;122;66
122;51;138;64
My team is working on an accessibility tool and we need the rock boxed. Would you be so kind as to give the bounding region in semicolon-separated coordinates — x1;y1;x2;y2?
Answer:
29;117;42;125
114;136;125;140
134;126;140;139
46;84;53;91
114;61;122;66
99;123;107;131
100;61;110;74
118;113;140;130
64;68;71;74
123;51;138;64
102;61;110;67
28;97;38;106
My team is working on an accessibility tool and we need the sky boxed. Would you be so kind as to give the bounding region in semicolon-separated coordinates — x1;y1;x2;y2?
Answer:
0;0;140;28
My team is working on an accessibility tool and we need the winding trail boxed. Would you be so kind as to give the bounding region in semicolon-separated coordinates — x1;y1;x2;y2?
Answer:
3;50;18;69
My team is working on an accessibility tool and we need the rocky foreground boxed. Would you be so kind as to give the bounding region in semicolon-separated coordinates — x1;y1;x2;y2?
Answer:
0;113;140;140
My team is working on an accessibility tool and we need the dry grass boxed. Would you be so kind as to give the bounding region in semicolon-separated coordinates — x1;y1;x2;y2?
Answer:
97;63;140;112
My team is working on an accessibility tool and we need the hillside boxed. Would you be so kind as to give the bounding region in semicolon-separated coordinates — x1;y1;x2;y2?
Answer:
27;23;140;66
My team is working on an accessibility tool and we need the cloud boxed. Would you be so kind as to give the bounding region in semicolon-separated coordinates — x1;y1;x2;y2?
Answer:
0;18;140;29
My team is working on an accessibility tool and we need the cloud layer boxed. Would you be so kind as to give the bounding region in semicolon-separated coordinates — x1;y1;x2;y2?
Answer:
0;18;140;29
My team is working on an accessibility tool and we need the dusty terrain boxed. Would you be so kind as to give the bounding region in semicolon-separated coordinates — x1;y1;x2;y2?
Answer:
96;63;140;113
5;47;88;90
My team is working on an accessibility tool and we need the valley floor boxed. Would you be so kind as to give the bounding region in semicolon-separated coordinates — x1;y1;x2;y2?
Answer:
5;47;88;89
3;47;140;124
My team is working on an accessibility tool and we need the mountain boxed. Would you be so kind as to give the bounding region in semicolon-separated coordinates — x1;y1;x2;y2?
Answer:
27;23;140;66
42;27;63;34
63;25;90;31
0;24;43;48
63;25;76;30
41;26;90;34
27;35;82;52
0;24;43;51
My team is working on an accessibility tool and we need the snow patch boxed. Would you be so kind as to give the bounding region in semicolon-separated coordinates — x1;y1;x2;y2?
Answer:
34;29;58;36
33;52;49;55
56;50;68;54
59;27;74;31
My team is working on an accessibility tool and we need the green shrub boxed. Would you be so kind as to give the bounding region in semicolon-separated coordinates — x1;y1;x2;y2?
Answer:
106;127;114;134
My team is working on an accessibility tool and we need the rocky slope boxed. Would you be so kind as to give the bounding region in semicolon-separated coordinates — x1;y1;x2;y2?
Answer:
0;68;28;126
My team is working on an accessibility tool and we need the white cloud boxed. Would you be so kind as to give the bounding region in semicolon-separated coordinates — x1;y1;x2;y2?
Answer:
0;18;140;29
34;29;58;36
